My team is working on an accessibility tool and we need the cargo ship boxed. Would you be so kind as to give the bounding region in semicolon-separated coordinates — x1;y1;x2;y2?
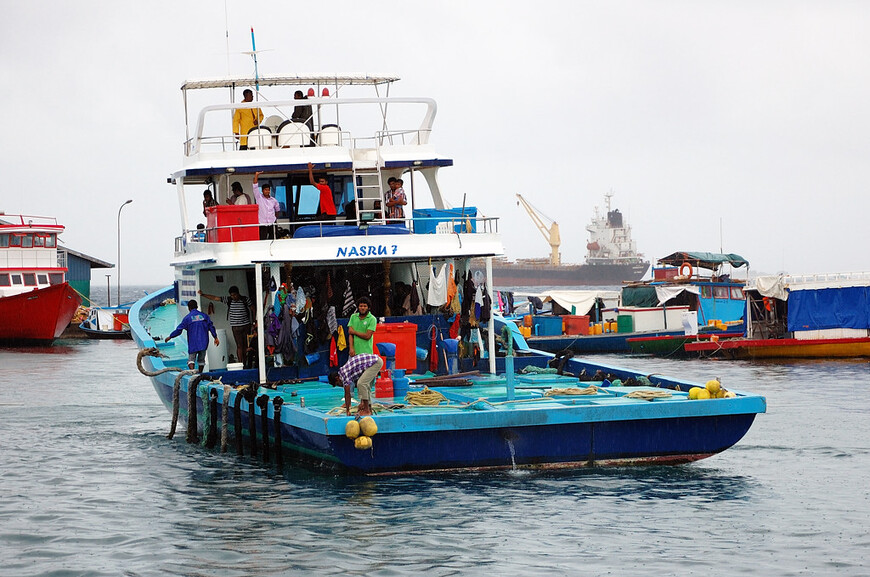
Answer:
482;192;649;287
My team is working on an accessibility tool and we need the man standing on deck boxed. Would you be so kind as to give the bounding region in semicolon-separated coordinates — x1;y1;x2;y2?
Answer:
227;181;251;205
199;287;255;367
347;296;377;356
164;300;219;373
307;162;337;217
253;171;281;240
232;89;263;150
328;353;384;416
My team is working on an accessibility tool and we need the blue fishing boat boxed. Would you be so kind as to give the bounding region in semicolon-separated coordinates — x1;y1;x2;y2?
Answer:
130;74;765;474
79;305;132;339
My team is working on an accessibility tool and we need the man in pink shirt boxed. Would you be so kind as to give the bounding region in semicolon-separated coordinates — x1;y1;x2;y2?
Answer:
253;171;281;240
308;162;337;218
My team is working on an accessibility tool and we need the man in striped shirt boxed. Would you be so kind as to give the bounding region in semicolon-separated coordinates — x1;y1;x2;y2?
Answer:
328;353;384;416
199;286;254;367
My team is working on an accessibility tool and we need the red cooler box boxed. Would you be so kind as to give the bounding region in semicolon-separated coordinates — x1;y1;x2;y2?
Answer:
206;205;259;242
372;322;418;370
563;315;590;335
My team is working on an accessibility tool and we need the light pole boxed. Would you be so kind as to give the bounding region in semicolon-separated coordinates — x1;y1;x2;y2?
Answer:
117;199;133;306
105;274;112;307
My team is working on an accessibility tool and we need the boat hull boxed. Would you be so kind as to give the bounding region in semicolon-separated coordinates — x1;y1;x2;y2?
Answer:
686;337;870;359
487;261;650;287
0;283;80;344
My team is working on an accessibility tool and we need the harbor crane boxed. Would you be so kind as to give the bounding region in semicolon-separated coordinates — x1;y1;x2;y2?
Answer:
516;194;561;266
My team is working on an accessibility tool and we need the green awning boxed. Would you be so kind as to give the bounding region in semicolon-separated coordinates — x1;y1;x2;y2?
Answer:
658;251;749;270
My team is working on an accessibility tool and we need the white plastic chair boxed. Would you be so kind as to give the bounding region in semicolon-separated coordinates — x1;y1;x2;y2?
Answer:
277;120;311;148
246;126;272;149
318;124;342;146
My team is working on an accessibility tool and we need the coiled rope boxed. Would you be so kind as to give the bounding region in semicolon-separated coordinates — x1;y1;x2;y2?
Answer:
625;389;672;401
544;386;600;396
405;387;449;406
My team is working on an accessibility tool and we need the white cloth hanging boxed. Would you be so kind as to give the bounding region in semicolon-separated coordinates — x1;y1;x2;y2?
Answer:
427;263;448;306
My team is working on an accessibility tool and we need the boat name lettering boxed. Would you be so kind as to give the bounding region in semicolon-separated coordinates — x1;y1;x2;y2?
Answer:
336;244;398;258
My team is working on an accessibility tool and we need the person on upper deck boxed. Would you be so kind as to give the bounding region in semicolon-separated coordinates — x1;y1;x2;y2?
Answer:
252;171;281;240
227;181;252;205
291;90;314;133
307;162;337;217
202;189;218;217
385;178;407;223
232;89;264;150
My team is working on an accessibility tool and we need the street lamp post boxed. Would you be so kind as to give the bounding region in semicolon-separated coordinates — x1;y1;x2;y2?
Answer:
117;199;133;306
105;274;112;307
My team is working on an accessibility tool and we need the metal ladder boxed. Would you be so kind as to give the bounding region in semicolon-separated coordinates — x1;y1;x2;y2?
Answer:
352;163;386;225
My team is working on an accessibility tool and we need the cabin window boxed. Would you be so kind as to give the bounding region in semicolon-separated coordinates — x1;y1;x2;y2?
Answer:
49;273;64;285
713;286;729;299
23;273;36;286
700;286;712;298
295;185;322;216
33;235;46;248
10;235;22;247
0;273;9;286
37;274;48;285
730;287;744;300
0;234;8;247
45;234;57;248
21;235;33;248
11;274;22;285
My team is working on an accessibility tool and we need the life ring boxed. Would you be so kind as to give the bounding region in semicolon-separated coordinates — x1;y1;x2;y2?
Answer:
679;262;693;277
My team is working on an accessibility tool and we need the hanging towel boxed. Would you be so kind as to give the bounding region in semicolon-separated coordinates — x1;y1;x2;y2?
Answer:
410;280;421;314
449;314;460;339
480;285;492;324
446;263;457;308
336;325;347;351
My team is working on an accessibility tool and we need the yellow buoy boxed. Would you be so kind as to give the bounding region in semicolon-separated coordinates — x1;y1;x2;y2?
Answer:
359;416;378;437
354;435;372;450
716;389;726;399
345;420;361;439
688;387;703;400
705;379;721;395
697;389;712;400
723;391;737;398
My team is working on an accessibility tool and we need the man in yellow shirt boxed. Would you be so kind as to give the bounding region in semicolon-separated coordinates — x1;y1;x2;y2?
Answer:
232;89;264;150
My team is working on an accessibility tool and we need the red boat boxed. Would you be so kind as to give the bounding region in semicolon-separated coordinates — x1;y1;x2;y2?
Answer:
0;213;81;344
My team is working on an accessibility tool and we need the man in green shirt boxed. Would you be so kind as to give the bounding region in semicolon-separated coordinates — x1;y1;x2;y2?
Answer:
348;296;377;356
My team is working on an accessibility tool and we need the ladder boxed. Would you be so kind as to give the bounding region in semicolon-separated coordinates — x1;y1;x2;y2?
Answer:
352;163;386;225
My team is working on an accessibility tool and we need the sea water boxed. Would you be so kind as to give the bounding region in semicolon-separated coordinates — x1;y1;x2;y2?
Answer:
1;289;869;576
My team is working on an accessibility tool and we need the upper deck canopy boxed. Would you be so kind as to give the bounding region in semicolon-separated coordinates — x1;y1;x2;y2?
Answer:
181;75;401;92
659;251;749;270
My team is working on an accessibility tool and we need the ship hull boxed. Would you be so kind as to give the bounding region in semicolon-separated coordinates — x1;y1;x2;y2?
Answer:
0;283;81;344
488;261;649;287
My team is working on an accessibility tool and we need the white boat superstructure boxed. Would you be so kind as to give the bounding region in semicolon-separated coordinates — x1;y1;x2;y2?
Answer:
0;214;67;298
167;75;503;381
585;192;646;266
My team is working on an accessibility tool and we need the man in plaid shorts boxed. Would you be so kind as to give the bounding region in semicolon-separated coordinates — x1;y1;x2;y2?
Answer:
328;353;384;416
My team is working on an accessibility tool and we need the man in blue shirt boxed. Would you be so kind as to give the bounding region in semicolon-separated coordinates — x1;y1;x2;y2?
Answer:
165;300;220;373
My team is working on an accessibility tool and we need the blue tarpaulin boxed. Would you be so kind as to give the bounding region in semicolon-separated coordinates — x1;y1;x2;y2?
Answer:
787;286;870;332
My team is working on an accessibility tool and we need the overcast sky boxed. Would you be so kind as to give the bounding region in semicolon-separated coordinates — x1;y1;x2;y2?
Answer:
3;1;869;285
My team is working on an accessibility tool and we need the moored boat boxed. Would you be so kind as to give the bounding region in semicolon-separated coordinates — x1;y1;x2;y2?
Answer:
686;272;870;359
130;74;765;474
79;305;133;339
522;252;749;354
0;213;81;344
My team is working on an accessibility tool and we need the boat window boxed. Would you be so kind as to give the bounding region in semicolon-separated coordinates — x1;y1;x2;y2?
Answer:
700;286;712;298
37;274;48;285
713;286;729;299
45;234;57;248
33;235;46;247
295;185;322;216
11;274;22;285
22;235;33;248
0;273;9;286
49;273;64;285
730;287;744;300
0;234;8;247
23;273;36;286
10;235;22;247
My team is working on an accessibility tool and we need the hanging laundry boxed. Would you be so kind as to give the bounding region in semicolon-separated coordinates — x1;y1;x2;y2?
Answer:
342;280;355;316
446;263;457;308
480;285;492;324
295;285;306;312
410;280;421;314
329;335;338;366
326;305;338;334
336;325;347;351
427;264;447;307
449;314;460;339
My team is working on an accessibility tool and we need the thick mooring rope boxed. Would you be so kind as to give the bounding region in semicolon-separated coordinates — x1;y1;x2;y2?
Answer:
625;389;673;401
221;385;231;453
544;386;600;397
405;387;449;406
